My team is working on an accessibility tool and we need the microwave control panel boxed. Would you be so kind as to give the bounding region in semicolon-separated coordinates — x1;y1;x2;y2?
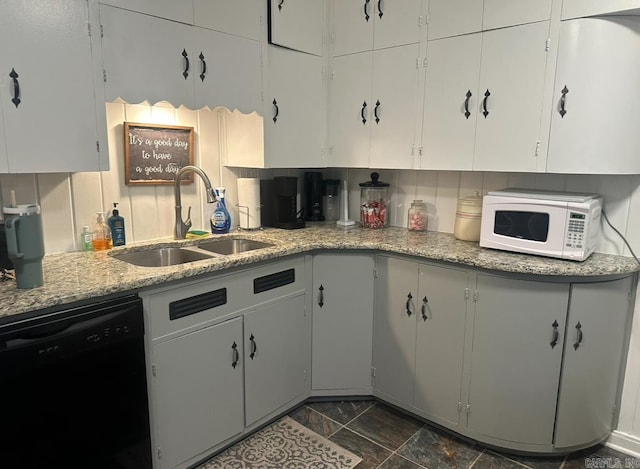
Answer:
565;212;586;249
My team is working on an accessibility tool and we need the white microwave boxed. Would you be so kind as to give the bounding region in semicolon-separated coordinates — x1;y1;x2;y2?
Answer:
480;189;602;261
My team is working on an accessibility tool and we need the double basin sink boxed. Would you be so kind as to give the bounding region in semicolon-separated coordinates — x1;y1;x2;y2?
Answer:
111;238;274;267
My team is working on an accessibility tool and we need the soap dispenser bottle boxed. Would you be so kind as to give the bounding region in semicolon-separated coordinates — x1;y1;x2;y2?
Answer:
92;211;113;251
211;187;231;234
108;202;126;246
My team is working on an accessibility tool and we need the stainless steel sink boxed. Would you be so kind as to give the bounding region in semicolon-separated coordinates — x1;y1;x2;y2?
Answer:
112;247;216;267
198;238;274;255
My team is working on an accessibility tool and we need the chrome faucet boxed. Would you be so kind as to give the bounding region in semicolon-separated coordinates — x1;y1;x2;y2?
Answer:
174;165;217;239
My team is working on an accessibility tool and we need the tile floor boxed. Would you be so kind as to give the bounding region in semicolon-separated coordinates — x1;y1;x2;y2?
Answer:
287;399;636;469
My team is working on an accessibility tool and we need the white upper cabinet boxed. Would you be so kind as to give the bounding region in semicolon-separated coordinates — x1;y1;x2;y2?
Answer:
99;0;194;24
421;22;550;172
421;33;482;170
473;21;549;172
194;0;263;41
332;0;423;56
547;17;640;174
0;0;106;173
561;0;640;20
100;5;262;113
427;0;552;40
268;0;324;56
265;46;324;168
329;44;420;169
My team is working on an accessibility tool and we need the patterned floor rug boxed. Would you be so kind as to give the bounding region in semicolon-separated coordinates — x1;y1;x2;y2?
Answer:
199;416;362;469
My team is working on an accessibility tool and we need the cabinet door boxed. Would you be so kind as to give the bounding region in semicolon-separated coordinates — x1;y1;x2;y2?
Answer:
193;27;262;113
194;0;263;41
312;254;374;392
369;44;421;169
268;0;323;56
0;111;7;172
372;0;423;50
99;0;194;23
467;275;568;445
555;277;633;448
427;0;483;40
414;263;469;429
244;294;308;426
100;5;195;108
152;317;244;469
421;34;482;170
373;256;419;406
548;18;640;174
482;0;552;30
0;0;101;172
266;46;324;168
473;22;549;172
328;52;372;167
331;0;374;56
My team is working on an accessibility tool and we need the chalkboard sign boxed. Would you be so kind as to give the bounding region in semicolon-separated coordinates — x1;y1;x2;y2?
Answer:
124;122;195;185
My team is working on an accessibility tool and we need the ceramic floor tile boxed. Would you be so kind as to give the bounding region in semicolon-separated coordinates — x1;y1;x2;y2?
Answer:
472;451;527;469
288;404;342;438
347;404;423;451
378;454;425;468
306;399;375;424
563;445;635;469
498;451;565;469
329;428;392;469
398;425;482;469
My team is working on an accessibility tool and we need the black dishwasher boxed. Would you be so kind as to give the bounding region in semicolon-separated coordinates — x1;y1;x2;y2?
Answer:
0;294;151;469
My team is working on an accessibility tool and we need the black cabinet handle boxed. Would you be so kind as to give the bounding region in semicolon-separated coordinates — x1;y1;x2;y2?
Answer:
318;284;324;308
464;90;472;119
182;49;190;80
374;99;381;124
361;101;367;124
272;98;279;123
9;68;20;108
250;333;258;359
231;341;239;368
573;322;583;350
550;320;559;349
364;0;370;22
559;85;569;118
378;0;383;18
278;0;284;11
421;296;429;321
199;52;206;82
406;293;414;317
482;89;490;118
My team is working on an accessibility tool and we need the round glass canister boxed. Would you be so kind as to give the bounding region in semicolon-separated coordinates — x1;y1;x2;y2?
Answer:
454;191;483;241
408;200;428;231
359;172;390;229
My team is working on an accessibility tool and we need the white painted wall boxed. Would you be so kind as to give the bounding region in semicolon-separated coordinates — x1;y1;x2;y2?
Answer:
1;101;639;451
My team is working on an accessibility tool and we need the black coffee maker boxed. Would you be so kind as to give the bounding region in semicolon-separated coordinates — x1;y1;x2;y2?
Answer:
304;172;325;222
260;177;305;230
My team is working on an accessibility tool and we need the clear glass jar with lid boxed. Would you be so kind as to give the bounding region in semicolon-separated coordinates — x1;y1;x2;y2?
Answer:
408;200;428;231
359;172;390;229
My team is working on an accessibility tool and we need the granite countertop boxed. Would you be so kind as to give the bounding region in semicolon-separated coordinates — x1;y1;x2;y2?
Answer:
1;224;638;319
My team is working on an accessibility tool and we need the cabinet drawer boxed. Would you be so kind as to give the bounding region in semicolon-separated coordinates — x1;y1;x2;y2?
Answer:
143;257;306;340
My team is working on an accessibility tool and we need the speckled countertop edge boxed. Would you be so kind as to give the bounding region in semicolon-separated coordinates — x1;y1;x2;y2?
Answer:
1;224;638;319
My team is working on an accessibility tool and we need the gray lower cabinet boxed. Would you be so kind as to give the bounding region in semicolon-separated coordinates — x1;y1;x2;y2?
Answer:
312;253;374;394
467;275;569;448
555;277;634;448
244;293;308;426
373;256;470;430
373;254;635;453
152;317;244;469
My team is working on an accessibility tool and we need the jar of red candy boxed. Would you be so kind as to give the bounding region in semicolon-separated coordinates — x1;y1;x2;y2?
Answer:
359;172;390;229
407;200;427;231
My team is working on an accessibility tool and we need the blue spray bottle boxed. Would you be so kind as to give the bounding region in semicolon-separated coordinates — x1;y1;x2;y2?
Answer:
211;187;231;234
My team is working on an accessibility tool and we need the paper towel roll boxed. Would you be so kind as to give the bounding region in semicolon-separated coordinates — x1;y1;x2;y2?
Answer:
237;178;261;229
